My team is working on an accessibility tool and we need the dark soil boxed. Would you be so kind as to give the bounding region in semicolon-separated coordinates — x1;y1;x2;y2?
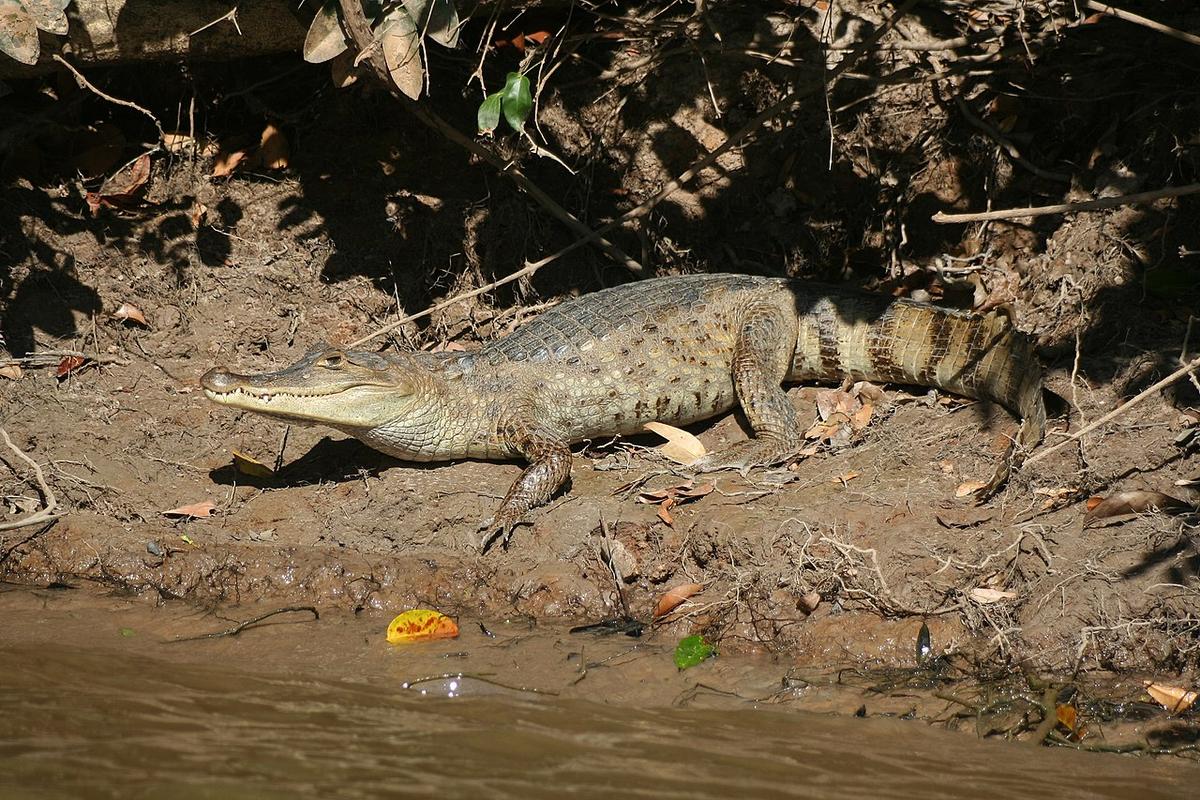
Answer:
2;1;1198;689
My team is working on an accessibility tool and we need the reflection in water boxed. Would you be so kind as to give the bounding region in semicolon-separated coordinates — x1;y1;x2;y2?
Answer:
0;642;1192;800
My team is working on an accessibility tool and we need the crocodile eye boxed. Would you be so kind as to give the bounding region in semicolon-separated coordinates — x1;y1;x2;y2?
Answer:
322;353;345;368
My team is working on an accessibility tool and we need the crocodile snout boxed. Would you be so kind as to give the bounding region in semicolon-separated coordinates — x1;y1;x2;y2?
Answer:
200;368;243;393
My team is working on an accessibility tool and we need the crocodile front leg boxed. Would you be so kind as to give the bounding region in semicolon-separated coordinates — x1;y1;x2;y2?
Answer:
478;413;573;552
696;298;802;473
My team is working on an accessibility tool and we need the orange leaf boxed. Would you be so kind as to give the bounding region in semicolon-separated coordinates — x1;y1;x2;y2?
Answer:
657;498;675;526
256;123;290;170
55;355;87;379
386;609;460;644
955;480;988;498
654;583;703;619
1084;491;1192;525
163;500;217;519
212;148;249;178
113;303;149;327
1145;681;1198;715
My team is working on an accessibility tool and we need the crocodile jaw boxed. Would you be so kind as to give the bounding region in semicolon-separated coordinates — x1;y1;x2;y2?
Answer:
200;358;414;431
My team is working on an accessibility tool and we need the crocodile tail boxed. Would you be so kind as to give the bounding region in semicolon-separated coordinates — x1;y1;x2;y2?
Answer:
791;295;1046;493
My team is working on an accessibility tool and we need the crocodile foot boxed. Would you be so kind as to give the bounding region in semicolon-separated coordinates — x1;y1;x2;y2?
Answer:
477;510;528;553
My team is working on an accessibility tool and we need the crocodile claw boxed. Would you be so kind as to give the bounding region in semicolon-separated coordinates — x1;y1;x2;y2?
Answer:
477;513;526;553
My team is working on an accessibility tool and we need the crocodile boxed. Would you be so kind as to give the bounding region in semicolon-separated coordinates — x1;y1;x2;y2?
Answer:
201;273;1046;548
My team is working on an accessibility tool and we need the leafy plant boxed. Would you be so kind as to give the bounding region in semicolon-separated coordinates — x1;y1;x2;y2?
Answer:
477;72;532;135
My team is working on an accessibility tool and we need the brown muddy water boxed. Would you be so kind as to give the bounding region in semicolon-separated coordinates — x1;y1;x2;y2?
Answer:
1;585;1195;799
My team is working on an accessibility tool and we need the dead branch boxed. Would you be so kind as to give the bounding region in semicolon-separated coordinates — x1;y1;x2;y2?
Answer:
1025;355;1200;467
169;606;320;642
0;349;130;369
1085;1;1200;48
52;55;165;141
0;429;63;532
932;182;1200;223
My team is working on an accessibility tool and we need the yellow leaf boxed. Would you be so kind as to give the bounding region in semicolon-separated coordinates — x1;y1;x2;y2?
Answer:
387;609;460;644
0;364;22;380
955;480;988;498
1145;681;1198;715
643;421;707;465
232;450;275;479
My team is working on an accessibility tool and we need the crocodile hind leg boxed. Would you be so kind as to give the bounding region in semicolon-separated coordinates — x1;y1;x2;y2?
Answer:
478;415;573;551
696;299;802;473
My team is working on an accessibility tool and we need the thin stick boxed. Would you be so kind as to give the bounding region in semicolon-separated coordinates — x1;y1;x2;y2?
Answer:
0;349;129;369
932;182;1200;223
1025;355;1200;466
52;55;165;141
1085;2;1200;48
169;606;319;642
189;6;242;38
336;0;642;275
0;429;62;532
348;0;921;347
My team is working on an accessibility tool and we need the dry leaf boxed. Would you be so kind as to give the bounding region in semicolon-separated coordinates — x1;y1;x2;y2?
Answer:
0;365;22;380
637;481;714;504
1084;490;1192;525
256;123;290;170
1085;496;1104;511
849;403;874;432
231;450;275;479
113;303;149;327
55;355;87;379
86;153;152;216
833;471;860;485
382;9;424;100
386;609;459;644
644;421;707;465
799;591;822;613
0;3;39;65
1144;681;1198;715
329;49;359;88
657;499;675;526
303;2;348;64
211;147;249;178
190;201;208;228
654;583;703;619
162;133;197;154
955;480;988;498
163;500;217;519
969;587;1017;604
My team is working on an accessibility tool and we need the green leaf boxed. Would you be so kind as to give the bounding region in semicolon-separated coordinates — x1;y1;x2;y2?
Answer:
500;72;533;133
477;92;502;135
673;635;715;670
119;627;136;638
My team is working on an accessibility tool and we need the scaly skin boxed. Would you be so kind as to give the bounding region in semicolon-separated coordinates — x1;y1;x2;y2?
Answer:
202;274;1046;549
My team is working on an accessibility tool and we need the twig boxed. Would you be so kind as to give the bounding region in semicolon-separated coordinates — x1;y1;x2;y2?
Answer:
0;349;130;369
349;0;921;347
169;606;319;642
0;429;63;532
52;55;165;141
1025;355;1200;466
189;6;242;38
335;0;643;275
1085;2;1200;48
932;182;1200;223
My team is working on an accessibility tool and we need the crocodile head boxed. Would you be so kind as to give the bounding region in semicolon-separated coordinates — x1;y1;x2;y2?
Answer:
201;345;419;431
